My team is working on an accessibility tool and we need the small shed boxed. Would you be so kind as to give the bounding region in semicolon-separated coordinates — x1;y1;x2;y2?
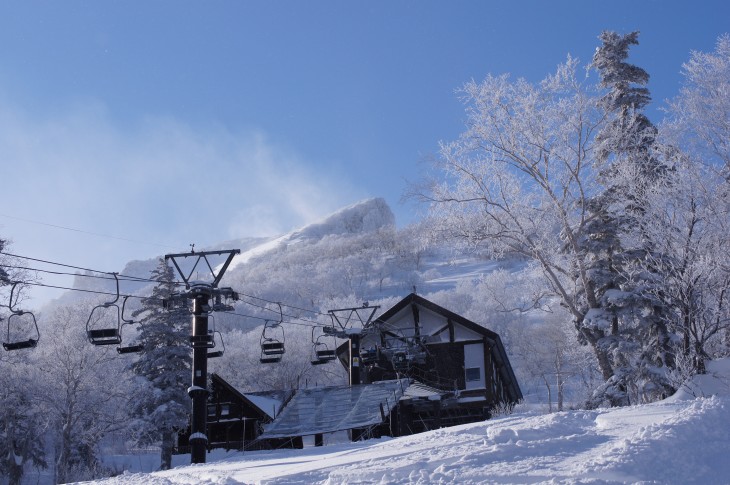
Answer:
175;373;298;453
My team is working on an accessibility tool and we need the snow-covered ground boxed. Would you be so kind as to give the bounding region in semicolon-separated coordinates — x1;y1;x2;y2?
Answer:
85;360;730;485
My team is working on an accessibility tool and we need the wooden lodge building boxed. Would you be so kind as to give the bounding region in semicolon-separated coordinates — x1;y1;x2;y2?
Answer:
338;293;522;435
176;293;521;453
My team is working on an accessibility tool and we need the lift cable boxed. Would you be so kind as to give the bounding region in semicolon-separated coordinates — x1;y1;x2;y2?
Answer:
0;251;186;286
10;279;330;329
236;290;332;318
0;253;369;330
0;262;182;286
0;213;177;250
234;296;328;328
14;280;158;303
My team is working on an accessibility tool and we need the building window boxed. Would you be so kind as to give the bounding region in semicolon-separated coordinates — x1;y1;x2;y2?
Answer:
465;367;481;382
221;404;230;416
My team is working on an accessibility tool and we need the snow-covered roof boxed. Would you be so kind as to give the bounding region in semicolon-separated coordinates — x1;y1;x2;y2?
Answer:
402;381;444;400
243;393;282;419
260;379;409;439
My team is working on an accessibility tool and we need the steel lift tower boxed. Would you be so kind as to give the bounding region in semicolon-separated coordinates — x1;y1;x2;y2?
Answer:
164;248;240;464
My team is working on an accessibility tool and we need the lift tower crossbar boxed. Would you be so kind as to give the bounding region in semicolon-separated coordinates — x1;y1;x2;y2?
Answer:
164;248;240;465
326;304;379;386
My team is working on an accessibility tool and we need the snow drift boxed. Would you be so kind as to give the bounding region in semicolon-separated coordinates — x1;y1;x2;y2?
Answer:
93;359;730;484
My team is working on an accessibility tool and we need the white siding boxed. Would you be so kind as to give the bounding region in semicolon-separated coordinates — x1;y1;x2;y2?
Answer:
464;342;486;390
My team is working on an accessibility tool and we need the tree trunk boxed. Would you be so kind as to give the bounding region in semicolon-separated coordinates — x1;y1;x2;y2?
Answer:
56;420;73;484
542;375;552;413
580;328;614;381
557;372;565;412
7;457;23;485
160;430;174;470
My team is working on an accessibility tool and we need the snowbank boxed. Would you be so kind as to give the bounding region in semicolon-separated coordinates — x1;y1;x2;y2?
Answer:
87;359;730;484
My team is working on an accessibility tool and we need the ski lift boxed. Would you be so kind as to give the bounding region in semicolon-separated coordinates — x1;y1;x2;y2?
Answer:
208;331;225;359
260;303;284;364
117;296;143;354
206;313;225;358
310;326;337;365
211;290;237;312
86;273;123;346
2;282;40;351
260;320;285;363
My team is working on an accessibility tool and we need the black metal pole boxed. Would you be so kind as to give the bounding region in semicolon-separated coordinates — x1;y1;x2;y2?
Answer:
349;333;361;386
188;290;210;464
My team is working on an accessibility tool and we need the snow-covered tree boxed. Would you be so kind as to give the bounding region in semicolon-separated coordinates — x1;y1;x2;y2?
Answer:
0;360;48;485
642;160;730;374
658;34;730;371
664;34;730;174
583;30;676;406
130;258;190;471
417;56;620;391
36;302;130;483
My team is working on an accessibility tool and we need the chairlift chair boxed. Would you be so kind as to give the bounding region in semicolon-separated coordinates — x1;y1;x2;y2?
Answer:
3;314;40;351
2;282;40;351
260;319;285;364
116;296;143;354
310;326;337;365
86;273;123;346
207;330;225;359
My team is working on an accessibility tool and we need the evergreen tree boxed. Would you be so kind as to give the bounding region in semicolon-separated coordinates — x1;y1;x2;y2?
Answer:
583;31;675;406
130;258;190;470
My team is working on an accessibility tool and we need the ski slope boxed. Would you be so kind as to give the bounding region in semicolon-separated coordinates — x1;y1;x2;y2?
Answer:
91;360;730;484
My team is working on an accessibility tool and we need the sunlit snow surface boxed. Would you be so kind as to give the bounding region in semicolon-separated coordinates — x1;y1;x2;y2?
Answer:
87;360;730;485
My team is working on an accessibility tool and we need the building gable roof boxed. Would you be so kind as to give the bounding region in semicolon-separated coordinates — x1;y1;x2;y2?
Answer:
373;293;500;340
210;373;291;421
371;293;522;402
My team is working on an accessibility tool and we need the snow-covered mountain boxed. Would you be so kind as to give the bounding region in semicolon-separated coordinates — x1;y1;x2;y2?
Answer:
229;197;395;267
93;359;730;484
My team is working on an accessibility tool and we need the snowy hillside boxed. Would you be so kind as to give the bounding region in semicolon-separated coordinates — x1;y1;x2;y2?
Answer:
229;197;395;266
90;359;730;484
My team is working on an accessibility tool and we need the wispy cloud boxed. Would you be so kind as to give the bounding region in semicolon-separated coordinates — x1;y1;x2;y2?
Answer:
0;96;365;306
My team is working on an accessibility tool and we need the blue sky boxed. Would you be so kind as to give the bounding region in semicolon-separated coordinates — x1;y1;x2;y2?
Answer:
0;0;728;307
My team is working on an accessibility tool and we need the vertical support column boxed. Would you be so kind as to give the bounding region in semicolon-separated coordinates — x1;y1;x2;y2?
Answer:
188;290;211;464
349;333;361;386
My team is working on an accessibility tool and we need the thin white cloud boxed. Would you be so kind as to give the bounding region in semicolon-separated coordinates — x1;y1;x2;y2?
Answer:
0;95;366;307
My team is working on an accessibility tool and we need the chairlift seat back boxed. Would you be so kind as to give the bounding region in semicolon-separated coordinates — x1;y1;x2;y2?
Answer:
315;349;336;360
117;344;143;354
87;328;122;345
261;341;285;354
260;355;282;364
